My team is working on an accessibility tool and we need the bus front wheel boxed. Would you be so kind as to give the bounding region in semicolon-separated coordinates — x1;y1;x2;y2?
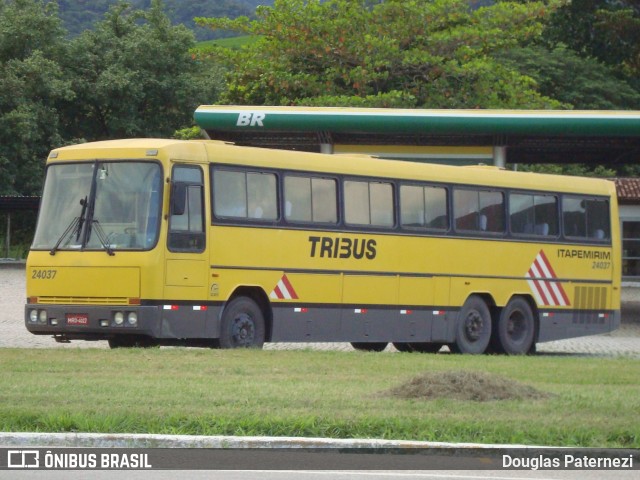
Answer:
449;295;491;354
219;297;266;349
494;297;535;355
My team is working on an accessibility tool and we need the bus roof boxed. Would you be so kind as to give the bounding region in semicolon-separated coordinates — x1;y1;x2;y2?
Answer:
48;138;616;198
204;140;616;197
48;138;209;163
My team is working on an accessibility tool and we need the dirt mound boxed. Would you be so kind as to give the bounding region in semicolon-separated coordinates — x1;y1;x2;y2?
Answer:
383;370;551;402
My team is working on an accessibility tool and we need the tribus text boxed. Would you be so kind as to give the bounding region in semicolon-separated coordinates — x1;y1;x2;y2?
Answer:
308;236;377;260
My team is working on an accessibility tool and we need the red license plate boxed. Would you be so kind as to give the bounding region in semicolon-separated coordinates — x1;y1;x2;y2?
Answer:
66;314;89;326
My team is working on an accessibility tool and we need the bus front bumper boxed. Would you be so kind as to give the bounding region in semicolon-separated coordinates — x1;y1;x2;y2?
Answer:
25;303;161;341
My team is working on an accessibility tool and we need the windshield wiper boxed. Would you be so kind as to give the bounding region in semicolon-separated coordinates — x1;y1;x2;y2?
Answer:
49;196;88;256
49;216;81;256
76;196;88;242
90;219;115;256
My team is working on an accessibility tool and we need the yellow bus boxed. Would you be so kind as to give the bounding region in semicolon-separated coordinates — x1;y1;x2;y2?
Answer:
25;138;620;354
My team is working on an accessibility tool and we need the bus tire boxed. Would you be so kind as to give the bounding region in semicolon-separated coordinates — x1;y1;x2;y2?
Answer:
219;297;265;349
495;297;535;355
449;295;491;354
351;342;388;352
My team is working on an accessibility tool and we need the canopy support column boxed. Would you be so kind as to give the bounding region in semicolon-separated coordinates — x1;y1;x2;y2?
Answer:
318;131;334;154
493;146;507;168
4;213;10;258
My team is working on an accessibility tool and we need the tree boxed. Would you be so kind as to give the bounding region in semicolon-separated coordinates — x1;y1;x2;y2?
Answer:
0;0;73;195
196;0;565;108
514;163;618;178
499;0;640;175
60;0;222;140
56;0;265;40
545;0;640;92
499;45;640;110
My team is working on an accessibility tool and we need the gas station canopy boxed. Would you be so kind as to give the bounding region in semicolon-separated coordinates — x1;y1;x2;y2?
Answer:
194;105;640;166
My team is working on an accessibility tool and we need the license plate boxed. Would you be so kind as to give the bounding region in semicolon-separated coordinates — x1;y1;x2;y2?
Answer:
66;314;89;326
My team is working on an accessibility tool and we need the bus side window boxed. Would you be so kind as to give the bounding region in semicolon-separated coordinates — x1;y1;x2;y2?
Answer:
586;198;610;240
284;175;337;224
510;193;558;237
509;193;535;235
168;166;205;252
345;180;394;227
534;194;558;236
453;189;478;231
563;196;610;241
212;169;277;221
479;191;504;233
454;188;504;234
562;196;586;237
247;172;277;220
400;184;448;230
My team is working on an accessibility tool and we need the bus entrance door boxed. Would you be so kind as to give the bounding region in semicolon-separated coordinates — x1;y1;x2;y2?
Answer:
161;163;208;339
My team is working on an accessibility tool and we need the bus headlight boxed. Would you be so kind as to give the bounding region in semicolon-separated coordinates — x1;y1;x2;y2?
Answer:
127;312;138;326
113;312;124;326
38;310;48;325
29;309;38;323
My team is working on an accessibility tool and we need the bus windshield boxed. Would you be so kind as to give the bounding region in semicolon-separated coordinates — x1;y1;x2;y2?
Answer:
32;161;163;252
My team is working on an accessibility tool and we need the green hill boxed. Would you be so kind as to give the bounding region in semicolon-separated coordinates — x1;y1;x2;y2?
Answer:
57;0;274;40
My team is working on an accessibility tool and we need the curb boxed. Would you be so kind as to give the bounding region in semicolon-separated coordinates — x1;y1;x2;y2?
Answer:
0;260;25;269
0;432;539;450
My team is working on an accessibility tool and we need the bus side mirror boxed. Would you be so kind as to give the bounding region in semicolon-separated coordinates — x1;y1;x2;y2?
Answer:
171;182;187;216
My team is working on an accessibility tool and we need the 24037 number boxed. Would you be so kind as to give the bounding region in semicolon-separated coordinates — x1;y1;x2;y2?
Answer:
31;269;57;280
592;261;611;270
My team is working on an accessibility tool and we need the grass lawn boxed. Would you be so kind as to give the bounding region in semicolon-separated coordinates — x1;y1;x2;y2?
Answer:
0;348;638;448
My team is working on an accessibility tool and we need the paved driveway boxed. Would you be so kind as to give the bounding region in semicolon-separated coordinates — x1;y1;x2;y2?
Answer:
4;266;640;356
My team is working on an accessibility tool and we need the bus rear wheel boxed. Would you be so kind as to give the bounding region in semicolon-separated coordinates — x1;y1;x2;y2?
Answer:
449;295;491;354
494;297;535;355
219;297;265;349
351;342;388;352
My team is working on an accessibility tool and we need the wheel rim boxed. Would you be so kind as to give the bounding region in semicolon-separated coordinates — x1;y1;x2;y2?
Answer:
506;309;527;343
231;313;255;346
464;309;484;342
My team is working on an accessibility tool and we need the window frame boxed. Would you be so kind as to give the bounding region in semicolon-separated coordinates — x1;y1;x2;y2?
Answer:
211;166;280;223
453;186;506;235
168;164;206;253
508;191;560;239
283;173;339;225
343;178;395;229
399;182;449;232
622;219;640;279
207;163;614;250
562;194;611;243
